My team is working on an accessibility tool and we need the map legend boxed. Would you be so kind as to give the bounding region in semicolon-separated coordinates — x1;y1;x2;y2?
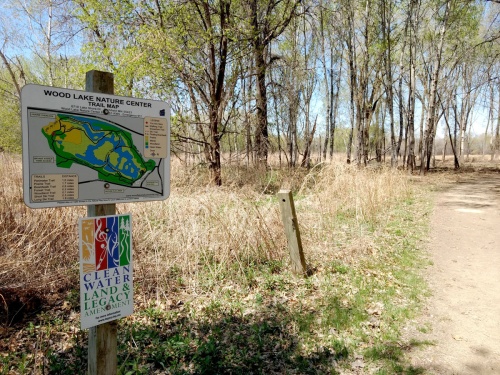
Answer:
31;174;78;202
144;117;168;158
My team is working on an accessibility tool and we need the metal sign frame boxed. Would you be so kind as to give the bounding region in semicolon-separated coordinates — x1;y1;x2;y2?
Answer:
21;84;170;208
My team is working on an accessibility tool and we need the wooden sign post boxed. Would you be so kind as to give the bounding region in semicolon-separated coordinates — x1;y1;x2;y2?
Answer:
22;69;170;374
278;189;307;274
86;70;117;375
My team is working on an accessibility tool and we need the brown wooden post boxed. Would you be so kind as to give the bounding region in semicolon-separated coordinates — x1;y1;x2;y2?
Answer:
86;70;117;375
278;189;307;274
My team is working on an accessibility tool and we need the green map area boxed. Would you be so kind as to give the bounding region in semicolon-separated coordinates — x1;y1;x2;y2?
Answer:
41;114;155;186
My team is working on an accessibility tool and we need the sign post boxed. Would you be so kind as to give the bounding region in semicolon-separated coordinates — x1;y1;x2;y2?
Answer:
21;69;170;375
86;70;117;375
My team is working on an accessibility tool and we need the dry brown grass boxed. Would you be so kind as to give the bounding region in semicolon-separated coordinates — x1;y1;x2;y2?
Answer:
4;151;500;373
1;152;416;323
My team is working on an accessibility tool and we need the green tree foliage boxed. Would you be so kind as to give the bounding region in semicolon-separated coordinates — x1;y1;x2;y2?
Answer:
77;0;243;184
0;68;21;152
2;0;499;172
0;0;86;152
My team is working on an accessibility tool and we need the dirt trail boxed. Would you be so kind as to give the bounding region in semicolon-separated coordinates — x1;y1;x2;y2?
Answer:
406;173;500;374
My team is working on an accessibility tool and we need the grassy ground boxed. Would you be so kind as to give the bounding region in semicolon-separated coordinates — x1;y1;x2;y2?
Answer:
0;153;445;374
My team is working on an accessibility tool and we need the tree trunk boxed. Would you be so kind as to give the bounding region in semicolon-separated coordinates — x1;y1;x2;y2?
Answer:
301;116;317;168
243;59;253;167
418;90;426;160
250;0;269;167
330;56;342;159
483;82;493;159
382;0;397;167
441;95;460;169
421;0;450;173
0;50;22;98
253;45;269;166
249;0;299;168
319;2;331;161
442;138;447;162
205;0;230;185
495;84;500;160
406;0;417;173
344;1;356;164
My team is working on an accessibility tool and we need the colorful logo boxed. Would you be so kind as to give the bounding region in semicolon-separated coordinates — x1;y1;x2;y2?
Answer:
81;215;131;274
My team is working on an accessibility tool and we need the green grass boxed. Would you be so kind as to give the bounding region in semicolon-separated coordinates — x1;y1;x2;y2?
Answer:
7;226;431;373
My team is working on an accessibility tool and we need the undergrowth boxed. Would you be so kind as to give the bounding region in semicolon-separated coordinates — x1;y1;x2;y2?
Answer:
1;153;436;374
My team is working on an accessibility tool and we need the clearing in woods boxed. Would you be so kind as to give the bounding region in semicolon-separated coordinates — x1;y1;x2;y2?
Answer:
405;172;500;374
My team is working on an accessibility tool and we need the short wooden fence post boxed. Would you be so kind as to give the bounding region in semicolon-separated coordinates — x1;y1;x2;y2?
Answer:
278;189;307;274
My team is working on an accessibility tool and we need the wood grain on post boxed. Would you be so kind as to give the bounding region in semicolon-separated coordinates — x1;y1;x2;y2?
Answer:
86;70;117;375
86;70;114;95
278;189;307;274
88;320;117;375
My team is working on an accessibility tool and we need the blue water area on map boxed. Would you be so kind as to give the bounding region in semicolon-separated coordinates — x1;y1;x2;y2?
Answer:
66;116;145;180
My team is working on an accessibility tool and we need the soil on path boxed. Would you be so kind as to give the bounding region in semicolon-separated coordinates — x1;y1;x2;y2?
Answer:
405;172;500;374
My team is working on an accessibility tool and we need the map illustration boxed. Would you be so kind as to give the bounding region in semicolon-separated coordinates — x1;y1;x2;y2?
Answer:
22;84;170;208
41;114;156;186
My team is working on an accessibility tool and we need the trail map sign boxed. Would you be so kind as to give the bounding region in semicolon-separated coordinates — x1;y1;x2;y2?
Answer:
79;214;133;329
21;84;170;208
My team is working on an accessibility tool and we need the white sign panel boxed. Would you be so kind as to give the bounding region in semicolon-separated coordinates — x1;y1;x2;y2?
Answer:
21;84;170;208
79;214;133;329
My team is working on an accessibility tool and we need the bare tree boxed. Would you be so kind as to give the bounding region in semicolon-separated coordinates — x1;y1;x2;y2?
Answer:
420;0;450;173
248;0;301;167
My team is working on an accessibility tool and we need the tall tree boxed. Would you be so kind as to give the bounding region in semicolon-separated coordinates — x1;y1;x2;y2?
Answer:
248;0;301;166
318;0;342;161
405;0;420;172
420;0;451;172
77;0;239;185
357;0;383;165
419;0;482;171
381;0;397;166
